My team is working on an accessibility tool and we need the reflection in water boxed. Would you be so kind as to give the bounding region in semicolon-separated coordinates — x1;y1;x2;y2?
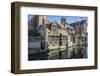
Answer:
28;44;88;60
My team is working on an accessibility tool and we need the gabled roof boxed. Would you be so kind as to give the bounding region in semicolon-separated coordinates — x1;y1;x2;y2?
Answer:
44;19;52;24
59;24;67;29
58;30;69;36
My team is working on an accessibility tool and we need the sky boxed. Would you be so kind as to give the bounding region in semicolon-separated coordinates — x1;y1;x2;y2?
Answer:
28;15;88;24
47;16;88;24
28;15;34;21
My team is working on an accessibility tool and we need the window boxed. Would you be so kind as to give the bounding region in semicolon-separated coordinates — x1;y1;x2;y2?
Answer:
41;41;45;50
70;36;73;41
48;36;51;44
38;25;43;31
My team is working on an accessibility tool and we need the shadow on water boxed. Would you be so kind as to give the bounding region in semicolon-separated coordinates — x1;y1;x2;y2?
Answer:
28;44;88;61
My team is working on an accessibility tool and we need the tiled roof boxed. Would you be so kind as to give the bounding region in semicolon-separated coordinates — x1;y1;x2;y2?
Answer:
47;28;52;33
59;24;67;29
58;31;68;36
67;25;73;29
44;19;52;24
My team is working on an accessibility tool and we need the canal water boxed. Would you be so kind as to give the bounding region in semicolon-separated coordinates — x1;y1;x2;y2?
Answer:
28;45;88;61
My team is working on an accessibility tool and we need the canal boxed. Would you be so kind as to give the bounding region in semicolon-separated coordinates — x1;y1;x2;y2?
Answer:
28;44;88;61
